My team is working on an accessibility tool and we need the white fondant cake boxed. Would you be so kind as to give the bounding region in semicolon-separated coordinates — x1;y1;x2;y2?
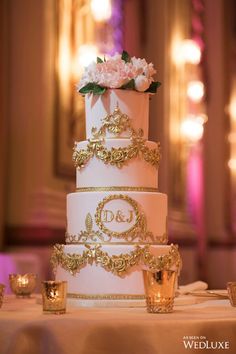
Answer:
53;53;181;307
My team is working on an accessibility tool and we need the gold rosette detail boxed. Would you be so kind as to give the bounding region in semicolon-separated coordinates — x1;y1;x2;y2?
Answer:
51;244;181;277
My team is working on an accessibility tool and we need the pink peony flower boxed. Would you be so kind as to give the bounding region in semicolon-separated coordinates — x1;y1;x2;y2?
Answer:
77;51;159;94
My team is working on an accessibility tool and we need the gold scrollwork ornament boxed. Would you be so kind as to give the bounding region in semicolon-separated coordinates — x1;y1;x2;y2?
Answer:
92;105;134;138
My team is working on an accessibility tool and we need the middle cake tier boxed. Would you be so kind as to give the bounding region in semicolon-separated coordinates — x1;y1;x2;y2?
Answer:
74;139;160;189
66;191;167;245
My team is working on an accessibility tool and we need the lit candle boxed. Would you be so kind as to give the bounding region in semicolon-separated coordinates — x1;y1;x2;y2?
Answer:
42;281;67;314
17;276;29;287
9;274;37;297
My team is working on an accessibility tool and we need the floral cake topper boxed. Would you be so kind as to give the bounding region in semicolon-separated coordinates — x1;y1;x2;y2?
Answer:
77;50;161;95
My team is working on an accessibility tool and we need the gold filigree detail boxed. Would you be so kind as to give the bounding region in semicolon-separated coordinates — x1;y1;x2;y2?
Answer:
73;106;161;169
75;186;159;193
85;213;93;233
65;232;167;245
67;293;145;300
51;244;181;277
92;105;134;138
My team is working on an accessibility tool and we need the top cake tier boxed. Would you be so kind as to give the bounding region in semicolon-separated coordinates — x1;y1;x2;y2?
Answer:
85;89;149;140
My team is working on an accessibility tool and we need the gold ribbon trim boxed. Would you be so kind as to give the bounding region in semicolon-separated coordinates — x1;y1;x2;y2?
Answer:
51;243;181;277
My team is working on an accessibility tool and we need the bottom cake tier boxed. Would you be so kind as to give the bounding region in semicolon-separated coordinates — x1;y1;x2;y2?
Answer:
53;243;181;307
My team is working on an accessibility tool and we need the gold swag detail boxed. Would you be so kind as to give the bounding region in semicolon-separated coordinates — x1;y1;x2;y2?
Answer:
72;105;161;169
51;244;181;277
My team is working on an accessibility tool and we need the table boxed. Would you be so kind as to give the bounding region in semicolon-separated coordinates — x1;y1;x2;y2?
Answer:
0;296;236;354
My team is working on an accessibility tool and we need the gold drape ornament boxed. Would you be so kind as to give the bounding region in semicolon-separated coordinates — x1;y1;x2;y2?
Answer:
72;105;161;169
51;243;181;277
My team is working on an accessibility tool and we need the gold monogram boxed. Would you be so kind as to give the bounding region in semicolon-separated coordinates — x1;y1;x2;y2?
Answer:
95;194;140;238
101;209;134;223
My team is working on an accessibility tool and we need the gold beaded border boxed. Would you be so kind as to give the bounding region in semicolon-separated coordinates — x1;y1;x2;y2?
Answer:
67;293;145;300
65;241;166;246
75;186;159;193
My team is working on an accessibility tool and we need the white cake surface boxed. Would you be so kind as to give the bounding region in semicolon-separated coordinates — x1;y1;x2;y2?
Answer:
66;191;167;244
75;139;158;189
85;89;149;139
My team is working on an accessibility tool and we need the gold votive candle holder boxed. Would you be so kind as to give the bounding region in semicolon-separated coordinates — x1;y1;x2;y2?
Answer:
0;284;5;308
143;269;177;313
41;281;67;314
227;282;236;307
9;273;37;297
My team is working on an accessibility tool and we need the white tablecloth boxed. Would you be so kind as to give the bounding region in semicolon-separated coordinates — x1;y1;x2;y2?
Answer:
0;296;236;354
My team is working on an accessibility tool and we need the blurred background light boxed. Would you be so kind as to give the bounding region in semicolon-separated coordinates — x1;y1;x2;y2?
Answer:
228;158;236;171
180;39;201;64
187;80;205;102
181;115;205;142
90;0;112;22
78;44;99;67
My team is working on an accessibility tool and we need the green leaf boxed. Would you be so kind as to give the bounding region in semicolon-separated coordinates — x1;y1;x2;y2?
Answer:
121;50;131;63
97;57;103;63
121;79;135;90
145;81;161;93
93;85;106;95
79;83;106;95
79;83;96;94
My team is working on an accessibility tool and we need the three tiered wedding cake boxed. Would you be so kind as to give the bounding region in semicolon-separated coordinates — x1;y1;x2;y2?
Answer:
52;52;181;306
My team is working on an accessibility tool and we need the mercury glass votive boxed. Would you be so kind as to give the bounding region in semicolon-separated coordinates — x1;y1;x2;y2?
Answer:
143;270;177;313
0;284;5;308
227;282;236;307
9;274;37;297
42;281;67;314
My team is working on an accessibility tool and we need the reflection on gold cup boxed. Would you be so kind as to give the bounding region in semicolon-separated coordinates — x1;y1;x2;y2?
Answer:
227;282;236;307
143;270;177;313
0;284;5;308
9;274;37;297
42;281;67;314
